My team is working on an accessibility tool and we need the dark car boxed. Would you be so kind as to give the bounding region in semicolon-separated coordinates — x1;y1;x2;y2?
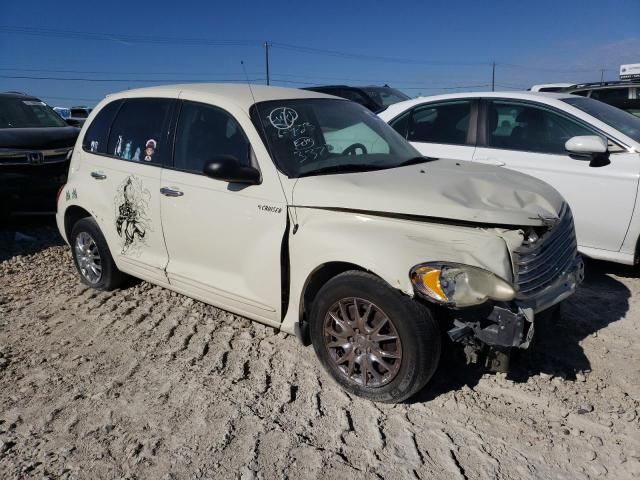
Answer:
0;92;79;214
302;85;410;112
567;81;640;118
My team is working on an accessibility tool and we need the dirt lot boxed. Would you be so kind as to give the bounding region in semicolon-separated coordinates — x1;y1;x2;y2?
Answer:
0;219;639;480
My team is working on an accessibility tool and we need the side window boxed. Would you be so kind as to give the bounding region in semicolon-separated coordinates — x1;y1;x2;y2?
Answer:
338;89;370;107
173;101;251;174
590;88;630;103
107;98;172;164
82;100;122;154
408;101;471;145
487;101;595;154
390;111;410;138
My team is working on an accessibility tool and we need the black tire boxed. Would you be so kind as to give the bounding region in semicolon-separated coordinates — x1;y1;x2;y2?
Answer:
70;217;126;290
309;271;441;403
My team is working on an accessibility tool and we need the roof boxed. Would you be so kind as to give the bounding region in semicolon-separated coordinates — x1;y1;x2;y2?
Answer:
1;91;38;99
103;83;336;112
568;80;640;90
377;91;576;121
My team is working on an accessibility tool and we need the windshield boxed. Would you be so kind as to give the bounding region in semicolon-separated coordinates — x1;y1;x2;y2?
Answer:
361;87;410;108
0;97;68;128
252;98;422;178
563;97;640;143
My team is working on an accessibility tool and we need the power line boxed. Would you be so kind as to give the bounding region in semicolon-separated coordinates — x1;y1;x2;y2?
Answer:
498;62;608;73
0;74;265;83
0;25;611;74
0;67;264;76
271;42;491;66
0;26;259;47
0;66;493;86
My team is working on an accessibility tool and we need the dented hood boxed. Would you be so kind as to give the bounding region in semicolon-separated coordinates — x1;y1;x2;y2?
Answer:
290;159;564;226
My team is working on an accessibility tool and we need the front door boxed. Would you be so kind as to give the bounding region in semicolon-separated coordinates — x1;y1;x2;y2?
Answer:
80;97;174;284
160;100;287;325
475;99;640;252
389;99;478;161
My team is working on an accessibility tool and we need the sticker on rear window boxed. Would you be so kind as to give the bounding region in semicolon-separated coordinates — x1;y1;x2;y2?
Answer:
23;100;46;106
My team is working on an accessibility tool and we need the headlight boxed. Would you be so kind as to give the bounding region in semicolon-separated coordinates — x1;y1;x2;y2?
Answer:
410;262;515;307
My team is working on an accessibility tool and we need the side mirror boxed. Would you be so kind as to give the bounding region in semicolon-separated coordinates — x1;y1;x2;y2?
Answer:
203;155;261;184
565;135;607;154
565;135;610;167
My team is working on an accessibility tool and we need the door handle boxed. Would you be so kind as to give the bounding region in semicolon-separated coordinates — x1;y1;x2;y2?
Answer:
160;187;184;197
90;171;107;180
475;158;506;166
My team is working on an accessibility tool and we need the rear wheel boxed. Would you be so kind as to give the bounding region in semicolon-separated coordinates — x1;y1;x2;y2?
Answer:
70;217;126;290
310;271;441;403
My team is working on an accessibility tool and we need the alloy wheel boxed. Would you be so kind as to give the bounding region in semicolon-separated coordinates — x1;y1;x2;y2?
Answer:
74;232;102;284
323;297;402;387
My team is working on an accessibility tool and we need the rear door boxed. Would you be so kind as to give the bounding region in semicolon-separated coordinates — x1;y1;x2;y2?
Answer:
159;99;287;325
80;97;174;284
474;99;639;252
388;99;478;161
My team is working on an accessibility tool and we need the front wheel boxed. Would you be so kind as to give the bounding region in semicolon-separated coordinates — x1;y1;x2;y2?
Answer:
309;271;441;403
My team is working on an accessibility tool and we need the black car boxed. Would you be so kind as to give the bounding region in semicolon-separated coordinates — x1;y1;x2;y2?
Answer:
0;92;79;214
567;81;640;118
302;85;410;112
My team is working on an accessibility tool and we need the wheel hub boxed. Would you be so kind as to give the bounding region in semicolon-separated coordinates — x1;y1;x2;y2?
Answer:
74;232;102;284
323;297;402;387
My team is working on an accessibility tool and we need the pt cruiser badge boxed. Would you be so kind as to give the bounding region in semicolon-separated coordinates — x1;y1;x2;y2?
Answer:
57;84;583;403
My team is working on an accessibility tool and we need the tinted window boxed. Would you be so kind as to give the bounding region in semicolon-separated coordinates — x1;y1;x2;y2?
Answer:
0;96;67;128
590;88;630;103
408;101;471;145
174;101;251;173
360;87;410;107
487;101;594;154
389;111;410;138
338;89;371;107
83;100;122;154
563;96;640;143
107;98;172;164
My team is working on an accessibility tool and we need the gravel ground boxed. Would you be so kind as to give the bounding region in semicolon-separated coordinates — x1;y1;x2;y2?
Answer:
0;219;639;480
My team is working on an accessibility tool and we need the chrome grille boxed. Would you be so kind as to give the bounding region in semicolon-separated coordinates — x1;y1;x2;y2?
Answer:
0;148;71;166
514;204;579;298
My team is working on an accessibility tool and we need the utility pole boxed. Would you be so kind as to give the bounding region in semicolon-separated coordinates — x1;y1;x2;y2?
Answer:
491;62;496;92
264;41;270;86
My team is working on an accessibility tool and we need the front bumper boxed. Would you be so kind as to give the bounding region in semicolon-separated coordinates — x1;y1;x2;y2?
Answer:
447;256;584;349
0;162;69;213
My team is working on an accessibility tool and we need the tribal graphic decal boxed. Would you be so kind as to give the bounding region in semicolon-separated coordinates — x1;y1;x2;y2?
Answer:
114;176;151;256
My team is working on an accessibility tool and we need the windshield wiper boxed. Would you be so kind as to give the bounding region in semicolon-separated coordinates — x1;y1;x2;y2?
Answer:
395;156;438;167
298;163;387;177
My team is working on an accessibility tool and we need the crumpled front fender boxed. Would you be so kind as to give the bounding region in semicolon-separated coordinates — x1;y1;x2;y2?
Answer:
280;207;524;335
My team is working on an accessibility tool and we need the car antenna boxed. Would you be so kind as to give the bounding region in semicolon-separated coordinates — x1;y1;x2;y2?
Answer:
240;61;299;234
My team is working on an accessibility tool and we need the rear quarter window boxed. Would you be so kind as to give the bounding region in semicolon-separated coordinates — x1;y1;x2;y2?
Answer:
82;100;122;154
107;98;173;165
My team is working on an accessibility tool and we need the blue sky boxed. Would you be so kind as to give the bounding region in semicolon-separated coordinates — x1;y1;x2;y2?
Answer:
1;0;639;107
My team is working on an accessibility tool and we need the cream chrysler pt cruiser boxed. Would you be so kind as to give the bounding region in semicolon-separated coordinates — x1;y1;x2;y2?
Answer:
56;84;584;403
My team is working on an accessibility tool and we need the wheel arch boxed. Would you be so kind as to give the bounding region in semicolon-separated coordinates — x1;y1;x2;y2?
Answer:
297;261;371;345
64;205;93;243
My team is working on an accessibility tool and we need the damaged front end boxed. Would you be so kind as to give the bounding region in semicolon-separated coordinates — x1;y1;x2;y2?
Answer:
414;204;585;370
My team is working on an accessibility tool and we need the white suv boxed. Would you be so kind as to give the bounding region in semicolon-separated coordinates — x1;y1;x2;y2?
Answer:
57;84;583;402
